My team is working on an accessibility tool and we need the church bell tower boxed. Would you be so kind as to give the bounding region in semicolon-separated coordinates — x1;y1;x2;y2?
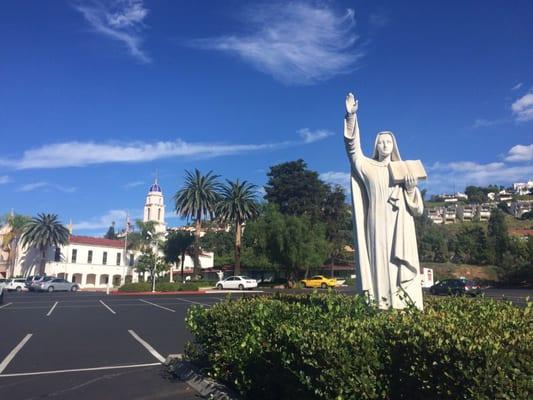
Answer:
143;178;166;234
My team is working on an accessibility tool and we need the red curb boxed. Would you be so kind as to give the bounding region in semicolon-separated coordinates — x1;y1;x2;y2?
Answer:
110;290;209;295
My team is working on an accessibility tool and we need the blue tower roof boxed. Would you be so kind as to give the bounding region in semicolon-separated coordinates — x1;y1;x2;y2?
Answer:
149;182;161;192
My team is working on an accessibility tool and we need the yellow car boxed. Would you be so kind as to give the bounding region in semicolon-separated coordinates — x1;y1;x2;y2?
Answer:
300;275;337;289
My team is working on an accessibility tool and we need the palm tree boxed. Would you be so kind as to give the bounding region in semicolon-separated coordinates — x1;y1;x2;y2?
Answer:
20;213;70;275
2;213;31;277
126;220;163;288
217;180;260;275
174;169;220;278
163;230;195;282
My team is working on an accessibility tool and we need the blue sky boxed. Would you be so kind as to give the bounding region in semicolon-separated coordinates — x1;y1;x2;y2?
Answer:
0;0;532;235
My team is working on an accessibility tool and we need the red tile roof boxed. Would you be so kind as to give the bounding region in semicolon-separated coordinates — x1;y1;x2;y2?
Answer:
69;235;125;249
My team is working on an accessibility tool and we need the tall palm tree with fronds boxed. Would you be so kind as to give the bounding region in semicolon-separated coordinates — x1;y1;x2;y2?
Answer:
174;169;220;278
217;180;260;275
2;213;31;277
20;213;70;275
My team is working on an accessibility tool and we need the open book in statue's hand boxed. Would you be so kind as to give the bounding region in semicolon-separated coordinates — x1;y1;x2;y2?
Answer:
388;160;427;184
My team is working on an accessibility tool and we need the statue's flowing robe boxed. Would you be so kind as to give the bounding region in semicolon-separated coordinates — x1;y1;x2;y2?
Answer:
345;124;424;310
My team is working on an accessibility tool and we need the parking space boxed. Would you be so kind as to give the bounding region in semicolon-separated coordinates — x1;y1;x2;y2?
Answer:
0;291;238;399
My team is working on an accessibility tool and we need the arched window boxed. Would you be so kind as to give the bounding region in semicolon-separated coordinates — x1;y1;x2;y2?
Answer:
147;208;151;220
158;208;161;221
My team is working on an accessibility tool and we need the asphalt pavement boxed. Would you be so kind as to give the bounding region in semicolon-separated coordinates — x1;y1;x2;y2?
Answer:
0;291;240;400
1;287;530;400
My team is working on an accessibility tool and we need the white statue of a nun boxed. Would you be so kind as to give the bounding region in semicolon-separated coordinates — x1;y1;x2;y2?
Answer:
344;93;424;310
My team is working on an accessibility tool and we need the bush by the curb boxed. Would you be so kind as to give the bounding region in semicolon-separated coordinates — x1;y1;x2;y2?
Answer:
185;293;532;399
118;282;202;292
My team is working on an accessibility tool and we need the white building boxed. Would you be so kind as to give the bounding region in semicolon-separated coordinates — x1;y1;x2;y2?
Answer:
6;180;214;287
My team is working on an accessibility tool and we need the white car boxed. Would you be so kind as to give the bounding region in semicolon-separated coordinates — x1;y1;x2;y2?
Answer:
216;276;258;290
5;278;28;292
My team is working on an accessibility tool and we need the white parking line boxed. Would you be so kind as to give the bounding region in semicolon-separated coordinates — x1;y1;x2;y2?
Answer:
99;300;116;314
128;330;166;363
46;301;58;317
174;297;211;306
0;362;161;378
139;298;175;313
0;334;32;374
0;303;12;310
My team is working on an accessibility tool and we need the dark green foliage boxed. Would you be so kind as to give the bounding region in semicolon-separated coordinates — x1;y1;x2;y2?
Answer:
164;230;195;280
186;293;533;400
104;223;117;239
415;214;449;263
264;159;328;219
200;230;234;267
118;282;201;292
487;209;510;265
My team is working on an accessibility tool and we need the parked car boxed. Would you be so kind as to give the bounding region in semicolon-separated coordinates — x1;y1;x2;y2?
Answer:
5;278;28;292
300;275;337;289
25;275;44;290
429;279;482;296
34;277;79;292
216;276;258;290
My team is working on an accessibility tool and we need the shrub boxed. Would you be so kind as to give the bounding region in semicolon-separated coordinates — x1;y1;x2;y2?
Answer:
185;293;532;400
118;282;202;292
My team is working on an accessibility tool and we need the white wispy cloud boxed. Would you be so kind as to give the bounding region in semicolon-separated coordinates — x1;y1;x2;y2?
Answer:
0;175;10;184
299;128;333;143
123;180;146;189
511;82;523;91
192;2;362;85
0;131;327;170
427;161;533;192
512;92;533;122
17;182;77;193
319;171;350;191
73;0;150;63
73;209;130;232
505;144;533;162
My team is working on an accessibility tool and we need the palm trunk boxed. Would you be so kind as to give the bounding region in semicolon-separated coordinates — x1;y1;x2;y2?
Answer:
181;251;186;282
193;218;202;278
40;248;46;275
234;220;242;276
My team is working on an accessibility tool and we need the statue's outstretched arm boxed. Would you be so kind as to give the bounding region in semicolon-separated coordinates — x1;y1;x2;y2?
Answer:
344;93;364;167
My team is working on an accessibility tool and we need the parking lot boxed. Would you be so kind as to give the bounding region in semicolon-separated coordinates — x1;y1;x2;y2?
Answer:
0;291;255;400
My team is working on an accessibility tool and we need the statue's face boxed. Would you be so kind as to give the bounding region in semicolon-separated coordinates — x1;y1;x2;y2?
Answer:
376;133;394;158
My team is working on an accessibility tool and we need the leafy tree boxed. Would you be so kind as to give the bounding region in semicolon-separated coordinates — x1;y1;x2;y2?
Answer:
164;230;195;282
322;185;352;268
264;159;328;219
216;180;260;275
451;224;489;265
201;230;234;267
415;214;449;263
20;213;70;275
126;220;162;253
487;209;509;266
1;213;31;277
465;186;488;204
104;222;117;240
174;169;220;277
135;250;170;291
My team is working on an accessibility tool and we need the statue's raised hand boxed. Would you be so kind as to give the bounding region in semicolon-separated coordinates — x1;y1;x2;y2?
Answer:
345;92;358;115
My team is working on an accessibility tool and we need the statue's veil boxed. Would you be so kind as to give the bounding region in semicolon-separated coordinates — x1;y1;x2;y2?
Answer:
371;131;402;161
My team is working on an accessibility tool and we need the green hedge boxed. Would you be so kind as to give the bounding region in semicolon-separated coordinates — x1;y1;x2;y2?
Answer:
118;282;203;292
185;293;532;399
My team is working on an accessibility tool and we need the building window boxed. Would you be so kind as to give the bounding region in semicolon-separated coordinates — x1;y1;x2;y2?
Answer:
71;249;77;263
54;247;61;262
129;254;134;266
116;253;121;266
102;251;107;265
147;208;151;220
88;250;93;264
157;208;161;221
